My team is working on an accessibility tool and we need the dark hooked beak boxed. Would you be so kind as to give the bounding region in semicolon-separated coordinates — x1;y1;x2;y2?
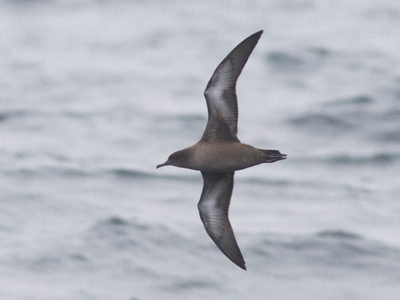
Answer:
156;162;169;169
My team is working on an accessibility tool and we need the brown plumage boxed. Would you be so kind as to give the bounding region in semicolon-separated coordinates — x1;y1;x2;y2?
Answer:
157;30;286;270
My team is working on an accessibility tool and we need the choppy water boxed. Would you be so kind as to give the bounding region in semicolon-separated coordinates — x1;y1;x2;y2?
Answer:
1;0;400;299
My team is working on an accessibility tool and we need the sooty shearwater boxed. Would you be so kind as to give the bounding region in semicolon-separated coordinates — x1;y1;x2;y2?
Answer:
157;30;286;270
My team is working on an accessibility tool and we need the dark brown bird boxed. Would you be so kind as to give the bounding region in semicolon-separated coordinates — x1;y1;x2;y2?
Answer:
157;30;286;270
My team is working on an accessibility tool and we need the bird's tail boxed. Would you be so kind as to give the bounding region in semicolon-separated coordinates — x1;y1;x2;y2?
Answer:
261;150;287;163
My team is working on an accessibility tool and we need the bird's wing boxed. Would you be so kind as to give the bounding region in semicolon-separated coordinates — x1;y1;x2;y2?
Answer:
198;171;246;270
201;30;263;143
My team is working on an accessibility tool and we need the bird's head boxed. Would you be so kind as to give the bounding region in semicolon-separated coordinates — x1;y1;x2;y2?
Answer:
157;149;190;169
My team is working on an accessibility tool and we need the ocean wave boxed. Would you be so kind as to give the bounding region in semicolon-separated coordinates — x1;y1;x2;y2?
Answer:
109;168;201;184
86;216;196;253
11;216;193;275
266;46;330;73
248;230;400;272
287;150;400;167
0;109;29;123
325;151;400;165
150;113;205;139
162;277;218;291
109;168;156;179
316;229;362;239
81;216;212;278
238;176;293;187
0;163;202;184
323;95;374;106
0;167;91;178
288;94;374;129
288;93;400;146
288;112;353;131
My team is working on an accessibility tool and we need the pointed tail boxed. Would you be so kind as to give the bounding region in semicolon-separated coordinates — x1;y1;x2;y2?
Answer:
261;150;287;163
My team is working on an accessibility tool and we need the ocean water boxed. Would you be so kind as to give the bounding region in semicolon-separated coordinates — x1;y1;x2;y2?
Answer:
1;0;400;299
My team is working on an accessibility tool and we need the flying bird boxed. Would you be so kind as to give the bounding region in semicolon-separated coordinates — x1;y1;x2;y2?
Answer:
157;30;286;270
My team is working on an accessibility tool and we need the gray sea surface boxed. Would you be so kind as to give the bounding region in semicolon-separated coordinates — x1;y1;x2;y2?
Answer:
1;0;400;299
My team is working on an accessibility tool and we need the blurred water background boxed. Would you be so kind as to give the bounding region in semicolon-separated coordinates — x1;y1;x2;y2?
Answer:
1;0;400;299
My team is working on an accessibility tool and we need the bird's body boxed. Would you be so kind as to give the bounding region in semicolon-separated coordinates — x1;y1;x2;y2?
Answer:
157;30;286;270
167;141;283;173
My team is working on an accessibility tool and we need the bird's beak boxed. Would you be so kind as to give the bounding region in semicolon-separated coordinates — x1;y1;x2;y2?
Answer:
156;162;169;169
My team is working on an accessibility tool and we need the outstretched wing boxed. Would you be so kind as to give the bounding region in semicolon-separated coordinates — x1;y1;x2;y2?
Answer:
201;30;263;143
198;171;246;270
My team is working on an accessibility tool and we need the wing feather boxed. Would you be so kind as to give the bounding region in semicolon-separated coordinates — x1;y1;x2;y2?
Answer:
198;172;246;270
201;31;263;143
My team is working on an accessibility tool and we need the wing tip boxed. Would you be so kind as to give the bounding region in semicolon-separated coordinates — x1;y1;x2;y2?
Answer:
250;30;264;41
236;259;247;270
231;251;247;270
216;239;247;270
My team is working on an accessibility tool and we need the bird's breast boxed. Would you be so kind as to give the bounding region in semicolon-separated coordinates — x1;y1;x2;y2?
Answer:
190;142;264;172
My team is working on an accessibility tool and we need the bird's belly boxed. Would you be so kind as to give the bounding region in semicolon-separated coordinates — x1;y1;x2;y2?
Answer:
191;143;263;172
